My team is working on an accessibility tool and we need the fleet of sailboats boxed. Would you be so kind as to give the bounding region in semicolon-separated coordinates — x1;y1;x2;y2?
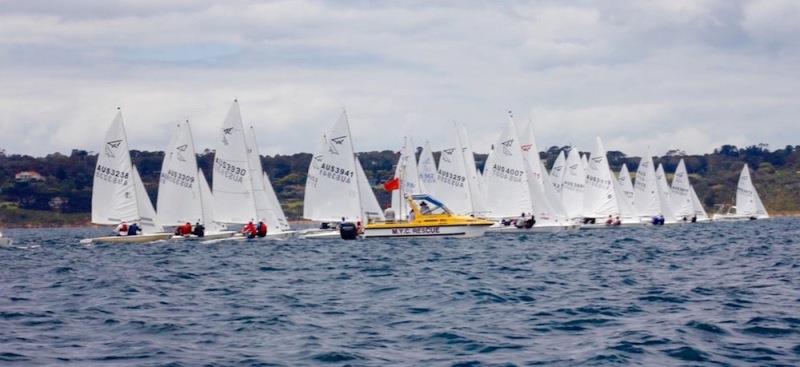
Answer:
81;106;770;243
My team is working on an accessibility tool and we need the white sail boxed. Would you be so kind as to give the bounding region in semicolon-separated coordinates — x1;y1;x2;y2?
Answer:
735;164;769;219
434;132;472;215
561;148;586;219
655;164;677;221
92;111;138;225
689;186;709;220
612;168;637;220
356;157;385;221
131;166;162;233
198;168;222;232
483;118;531;218
457;123;489;216
519;123;564;222
583;137;619;219
302;111;361;222
263;172;290;231
91;110;161;233
244;125;288;232
633;153;661;218
391;137;422;219
549;151;567;194
417;141;438;197
669;160;695;219
618;164;635;208
212;101;257;224
156;121;203;227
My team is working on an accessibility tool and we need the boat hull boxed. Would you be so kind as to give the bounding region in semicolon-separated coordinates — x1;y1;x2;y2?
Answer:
364;224;490;238
0;238;12;246
81;233;173;244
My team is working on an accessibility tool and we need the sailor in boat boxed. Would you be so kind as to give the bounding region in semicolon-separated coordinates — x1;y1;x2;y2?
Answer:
419;201;432;215
681;216;688;223
356;221;364;235
691;215;697;223
127;222;141;236
242;221;257;239
256;221;268;238
613;216;622;226
193;222;205;237
117;221;129;236
408;209;416;221
175;222;192;237
605;215;614;226
651;214;665;226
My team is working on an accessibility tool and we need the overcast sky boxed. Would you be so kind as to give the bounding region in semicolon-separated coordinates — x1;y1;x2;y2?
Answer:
1;0;798;157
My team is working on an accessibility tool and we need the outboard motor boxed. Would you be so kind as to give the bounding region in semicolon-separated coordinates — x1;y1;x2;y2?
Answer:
339;222;358;240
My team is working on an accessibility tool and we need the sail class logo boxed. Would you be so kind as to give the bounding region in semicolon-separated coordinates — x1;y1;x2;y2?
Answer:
328;135;346;155
176;144;188;162
441;148;455;163
312;155;323;169
105;140;122;158
501;139;514;155
520;144;532;152
590;156;602;169
222;127;233;145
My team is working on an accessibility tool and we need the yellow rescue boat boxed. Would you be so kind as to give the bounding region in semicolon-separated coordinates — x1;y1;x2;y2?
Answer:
364;194;493;238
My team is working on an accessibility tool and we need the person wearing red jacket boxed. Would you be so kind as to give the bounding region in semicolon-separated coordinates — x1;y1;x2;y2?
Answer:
178;222;192;236
256;221;267;238
241;221;257;239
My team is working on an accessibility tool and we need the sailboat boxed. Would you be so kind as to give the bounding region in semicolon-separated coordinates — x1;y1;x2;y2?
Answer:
212;100;291;239
156;121;235;240
81;109;171;244
613;163;639;223
433;124;478;216
689;186;710;221
489;119;574;232
713;164;769;220
669;159;701;222
581;137;624;227
456;123;490;216
655;163;677;223
483;118;531;219
633;152;673;224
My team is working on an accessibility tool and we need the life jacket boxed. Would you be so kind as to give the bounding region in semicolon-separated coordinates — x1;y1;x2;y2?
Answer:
256;222;267;237
179;223;192;236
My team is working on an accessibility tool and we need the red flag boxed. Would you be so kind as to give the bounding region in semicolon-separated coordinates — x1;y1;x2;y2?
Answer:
383;177;400;192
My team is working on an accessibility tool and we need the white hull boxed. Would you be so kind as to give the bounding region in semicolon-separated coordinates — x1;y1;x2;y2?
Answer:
170;231;238;241
80;233;173;244
299;229;341;239
487;223;578;233
712;214;761;222
365;224;490;238
0;238;12;246
579;222;647;230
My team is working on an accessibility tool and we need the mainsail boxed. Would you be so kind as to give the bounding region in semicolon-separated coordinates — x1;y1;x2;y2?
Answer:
212;100;257;224
669;159;695;219
735;164;769;219
483;118;531;218
561;148;586;219
518;122;566;222
157;121;203;227
655;164;677;221
633;153;661;218
583;137;619;219
689;186;709;220
434;130;473;215
616;164;638;219
302;111;362;222
549;151;567;194
457;123;489;216
417;141;438;197
91;110;161;233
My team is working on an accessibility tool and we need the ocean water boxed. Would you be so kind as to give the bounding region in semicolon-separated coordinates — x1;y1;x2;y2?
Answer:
1;219;799;366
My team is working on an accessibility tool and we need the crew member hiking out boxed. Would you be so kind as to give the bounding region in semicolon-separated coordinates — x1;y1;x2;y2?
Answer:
242;221;257;239
193;222;205;237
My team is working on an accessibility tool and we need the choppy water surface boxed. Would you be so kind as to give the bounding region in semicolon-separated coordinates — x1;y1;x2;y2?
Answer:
1;219;799;366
